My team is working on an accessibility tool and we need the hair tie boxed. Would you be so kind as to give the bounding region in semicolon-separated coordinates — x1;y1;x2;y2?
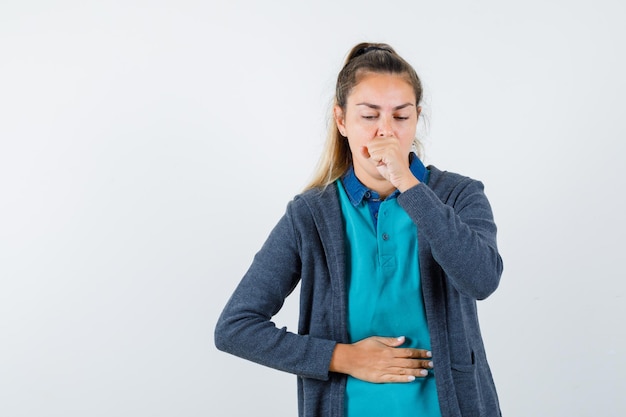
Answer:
354;46;391;58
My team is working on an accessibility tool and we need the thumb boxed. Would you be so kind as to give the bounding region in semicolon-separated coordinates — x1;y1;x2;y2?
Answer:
376;335;406;347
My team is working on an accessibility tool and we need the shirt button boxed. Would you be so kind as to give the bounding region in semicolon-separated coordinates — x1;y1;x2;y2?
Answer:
364;191;371;198
382;233;389;241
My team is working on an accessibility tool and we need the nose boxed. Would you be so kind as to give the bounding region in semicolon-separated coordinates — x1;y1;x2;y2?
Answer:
377;116;393;137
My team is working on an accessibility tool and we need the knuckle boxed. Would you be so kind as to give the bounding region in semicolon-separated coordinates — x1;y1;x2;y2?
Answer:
404;359;418;369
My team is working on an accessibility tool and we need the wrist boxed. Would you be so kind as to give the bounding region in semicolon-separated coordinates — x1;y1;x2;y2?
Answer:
397;176;420;193
329;343;353;375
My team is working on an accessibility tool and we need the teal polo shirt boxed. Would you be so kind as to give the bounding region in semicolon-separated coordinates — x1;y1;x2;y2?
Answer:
338;154;441;417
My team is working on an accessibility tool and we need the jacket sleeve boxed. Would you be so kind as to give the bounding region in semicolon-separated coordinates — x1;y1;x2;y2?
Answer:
214;201;337;380
397;176;503;300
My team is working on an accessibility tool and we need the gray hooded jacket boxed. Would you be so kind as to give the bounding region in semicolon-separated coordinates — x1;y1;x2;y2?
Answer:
215;165;503;417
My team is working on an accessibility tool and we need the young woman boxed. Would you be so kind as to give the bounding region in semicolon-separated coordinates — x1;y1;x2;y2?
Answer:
215;42;503;417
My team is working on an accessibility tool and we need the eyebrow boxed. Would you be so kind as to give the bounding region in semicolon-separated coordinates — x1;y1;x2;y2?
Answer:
356;102;415;110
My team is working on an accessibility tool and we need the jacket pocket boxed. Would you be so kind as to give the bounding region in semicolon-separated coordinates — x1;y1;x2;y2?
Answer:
450;361;484;417
451;362;475;373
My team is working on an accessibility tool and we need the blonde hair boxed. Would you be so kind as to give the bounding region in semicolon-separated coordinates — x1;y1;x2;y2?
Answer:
305;42;424;191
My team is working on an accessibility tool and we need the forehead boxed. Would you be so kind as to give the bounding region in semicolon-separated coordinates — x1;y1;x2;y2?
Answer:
348;71;416;104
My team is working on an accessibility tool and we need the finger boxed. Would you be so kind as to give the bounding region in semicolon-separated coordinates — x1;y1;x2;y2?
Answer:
366;137;399;152
381;368;430;383
375;335;407;347
406;368;431;378
382;374;421;383
364;148;386;167
360;146;371;159
395;348;433;359
394;358;434;370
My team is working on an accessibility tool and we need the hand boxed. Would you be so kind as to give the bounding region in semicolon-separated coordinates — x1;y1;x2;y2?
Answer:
330;336;433;383
362;137;419;192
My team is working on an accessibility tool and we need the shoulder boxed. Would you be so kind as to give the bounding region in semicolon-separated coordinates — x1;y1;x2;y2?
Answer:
290;183;340;213
427;165;475;187
285;183;343;237
426;165;488;204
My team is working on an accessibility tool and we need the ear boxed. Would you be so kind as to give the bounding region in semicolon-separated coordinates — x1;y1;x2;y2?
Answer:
416;105;422;119
333;105;347;136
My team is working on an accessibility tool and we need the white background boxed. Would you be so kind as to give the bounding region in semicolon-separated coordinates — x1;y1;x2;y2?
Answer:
1;1;625;416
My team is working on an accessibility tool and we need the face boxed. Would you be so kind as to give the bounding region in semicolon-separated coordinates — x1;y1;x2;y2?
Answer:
334;71;421;188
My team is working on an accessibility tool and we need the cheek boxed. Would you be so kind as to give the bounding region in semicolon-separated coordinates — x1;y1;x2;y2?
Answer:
399;128;417;150
345;136;360;154
399;124;417;140
347;123;373;140
355;125;374;137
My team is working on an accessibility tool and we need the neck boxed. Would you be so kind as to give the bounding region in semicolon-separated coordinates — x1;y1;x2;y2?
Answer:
359;176;396;199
